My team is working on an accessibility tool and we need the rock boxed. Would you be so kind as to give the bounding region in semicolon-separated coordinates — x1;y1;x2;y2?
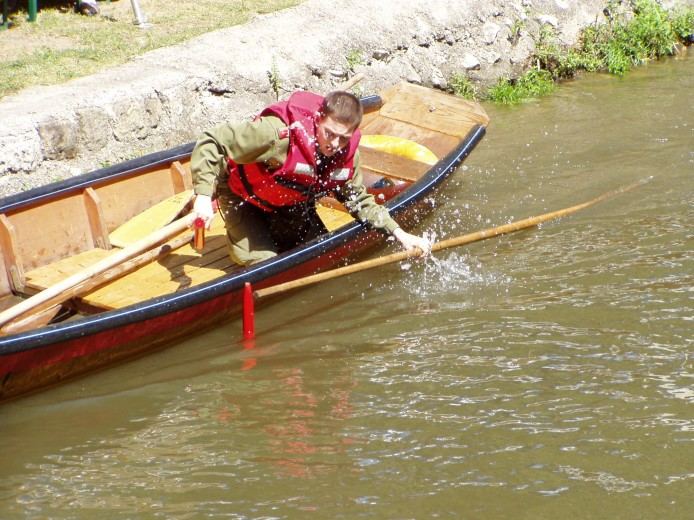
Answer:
483;22;501;44
537;14;559;28
38;118;78;160
488;52;503;64
308;64;325;77
431;67;447;88
462;53;481;70
77;107;111;153
414;32;433;47
0;124;41;174
372;49;391;61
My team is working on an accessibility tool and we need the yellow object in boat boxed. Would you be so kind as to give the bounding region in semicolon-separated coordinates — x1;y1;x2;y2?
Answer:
360;135;438;165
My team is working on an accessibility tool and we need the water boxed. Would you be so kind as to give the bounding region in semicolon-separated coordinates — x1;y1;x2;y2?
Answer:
1;52;692;519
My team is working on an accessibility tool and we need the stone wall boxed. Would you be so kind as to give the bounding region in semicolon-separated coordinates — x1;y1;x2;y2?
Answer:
0;0;691;196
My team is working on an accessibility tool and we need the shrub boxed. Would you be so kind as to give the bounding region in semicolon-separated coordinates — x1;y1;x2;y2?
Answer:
487;68;555;105
449;73;477;100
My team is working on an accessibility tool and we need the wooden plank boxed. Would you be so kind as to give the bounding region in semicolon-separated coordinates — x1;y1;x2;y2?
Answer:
25;248;113;292
378;82;490;138
0;215;25;293
83;188;111;250
81;215;233;309
358;147;430;182
170;161;193;192
10;232;195;332
109;189;193;247
0;215;198;328
315;203;355;231
82;245;232;310
94;167;177;232
0;294;24;312
7;194;96;272
1;304;64;335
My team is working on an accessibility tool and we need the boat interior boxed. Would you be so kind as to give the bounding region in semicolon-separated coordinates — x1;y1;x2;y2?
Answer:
0;83;489;334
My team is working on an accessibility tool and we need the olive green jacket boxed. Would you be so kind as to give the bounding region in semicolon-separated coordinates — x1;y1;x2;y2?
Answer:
191;116;399;233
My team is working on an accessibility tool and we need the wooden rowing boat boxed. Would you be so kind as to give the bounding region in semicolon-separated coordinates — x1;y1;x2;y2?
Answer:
0;82;489;402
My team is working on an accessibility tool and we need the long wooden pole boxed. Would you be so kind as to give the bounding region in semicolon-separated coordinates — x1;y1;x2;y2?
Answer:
0;214;195;329
339;72;365;91
254;178;650;299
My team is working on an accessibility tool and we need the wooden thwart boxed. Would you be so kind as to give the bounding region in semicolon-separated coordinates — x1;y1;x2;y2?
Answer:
80;214;234;310
22;214;234;312
81;236;233;310
358;147;430;182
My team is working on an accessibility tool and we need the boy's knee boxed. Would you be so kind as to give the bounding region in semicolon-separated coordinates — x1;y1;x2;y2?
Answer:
227;236;277;266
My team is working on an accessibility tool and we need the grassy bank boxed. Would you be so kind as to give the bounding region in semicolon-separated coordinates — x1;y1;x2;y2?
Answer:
0;0;301;99
453;0;694;104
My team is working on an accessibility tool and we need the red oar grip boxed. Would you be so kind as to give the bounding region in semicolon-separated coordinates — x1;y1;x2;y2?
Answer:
193;217;205;251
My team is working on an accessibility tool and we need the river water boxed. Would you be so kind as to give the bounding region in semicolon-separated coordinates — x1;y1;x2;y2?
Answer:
1;52;692;519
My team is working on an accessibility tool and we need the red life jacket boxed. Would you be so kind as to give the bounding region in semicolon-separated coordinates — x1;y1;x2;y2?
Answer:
227;91;360;212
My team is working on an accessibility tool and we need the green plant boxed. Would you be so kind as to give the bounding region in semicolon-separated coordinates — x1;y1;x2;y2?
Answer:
267;59;282;100
487;78;520;105
534;24;561;71
527;0;693;80
670;6;694;40
346;49;363;71
449;73;477;100
509;18;525;44
487;68;555;105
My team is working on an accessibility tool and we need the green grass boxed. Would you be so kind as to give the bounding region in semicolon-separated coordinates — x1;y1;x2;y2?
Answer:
487;68;555;105
346;49;364;71
542;0;693;77
449;73;477;100
464;0;694;105
0;0;302;99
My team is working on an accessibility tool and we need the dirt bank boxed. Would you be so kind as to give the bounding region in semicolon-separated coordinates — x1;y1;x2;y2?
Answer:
0;0;690;196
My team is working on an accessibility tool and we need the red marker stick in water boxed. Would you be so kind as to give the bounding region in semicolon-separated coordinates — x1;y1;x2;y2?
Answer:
242;282;255;340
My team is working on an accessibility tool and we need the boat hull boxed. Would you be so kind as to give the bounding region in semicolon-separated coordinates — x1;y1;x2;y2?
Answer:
0;87;487;402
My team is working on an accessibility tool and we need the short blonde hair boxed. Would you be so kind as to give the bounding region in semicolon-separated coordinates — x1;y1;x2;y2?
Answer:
320;91;363;130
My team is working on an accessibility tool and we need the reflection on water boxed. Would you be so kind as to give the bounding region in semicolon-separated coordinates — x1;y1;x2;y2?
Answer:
1;53;692;519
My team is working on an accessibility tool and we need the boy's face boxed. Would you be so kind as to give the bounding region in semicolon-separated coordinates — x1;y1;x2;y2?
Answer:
316;116;354;157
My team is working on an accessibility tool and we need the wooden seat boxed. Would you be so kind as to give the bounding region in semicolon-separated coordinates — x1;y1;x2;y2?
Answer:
358;147;431;182
24;214;237;311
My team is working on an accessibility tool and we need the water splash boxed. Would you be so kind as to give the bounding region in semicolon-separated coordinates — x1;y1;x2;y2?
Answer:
399;251;512;300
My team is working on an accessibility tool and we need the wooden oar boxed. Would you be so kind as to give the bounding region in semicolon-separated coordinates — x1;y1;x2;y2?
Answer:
0;214;196;330
339;72;364;91
1;232;194;334
254;178;650;299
